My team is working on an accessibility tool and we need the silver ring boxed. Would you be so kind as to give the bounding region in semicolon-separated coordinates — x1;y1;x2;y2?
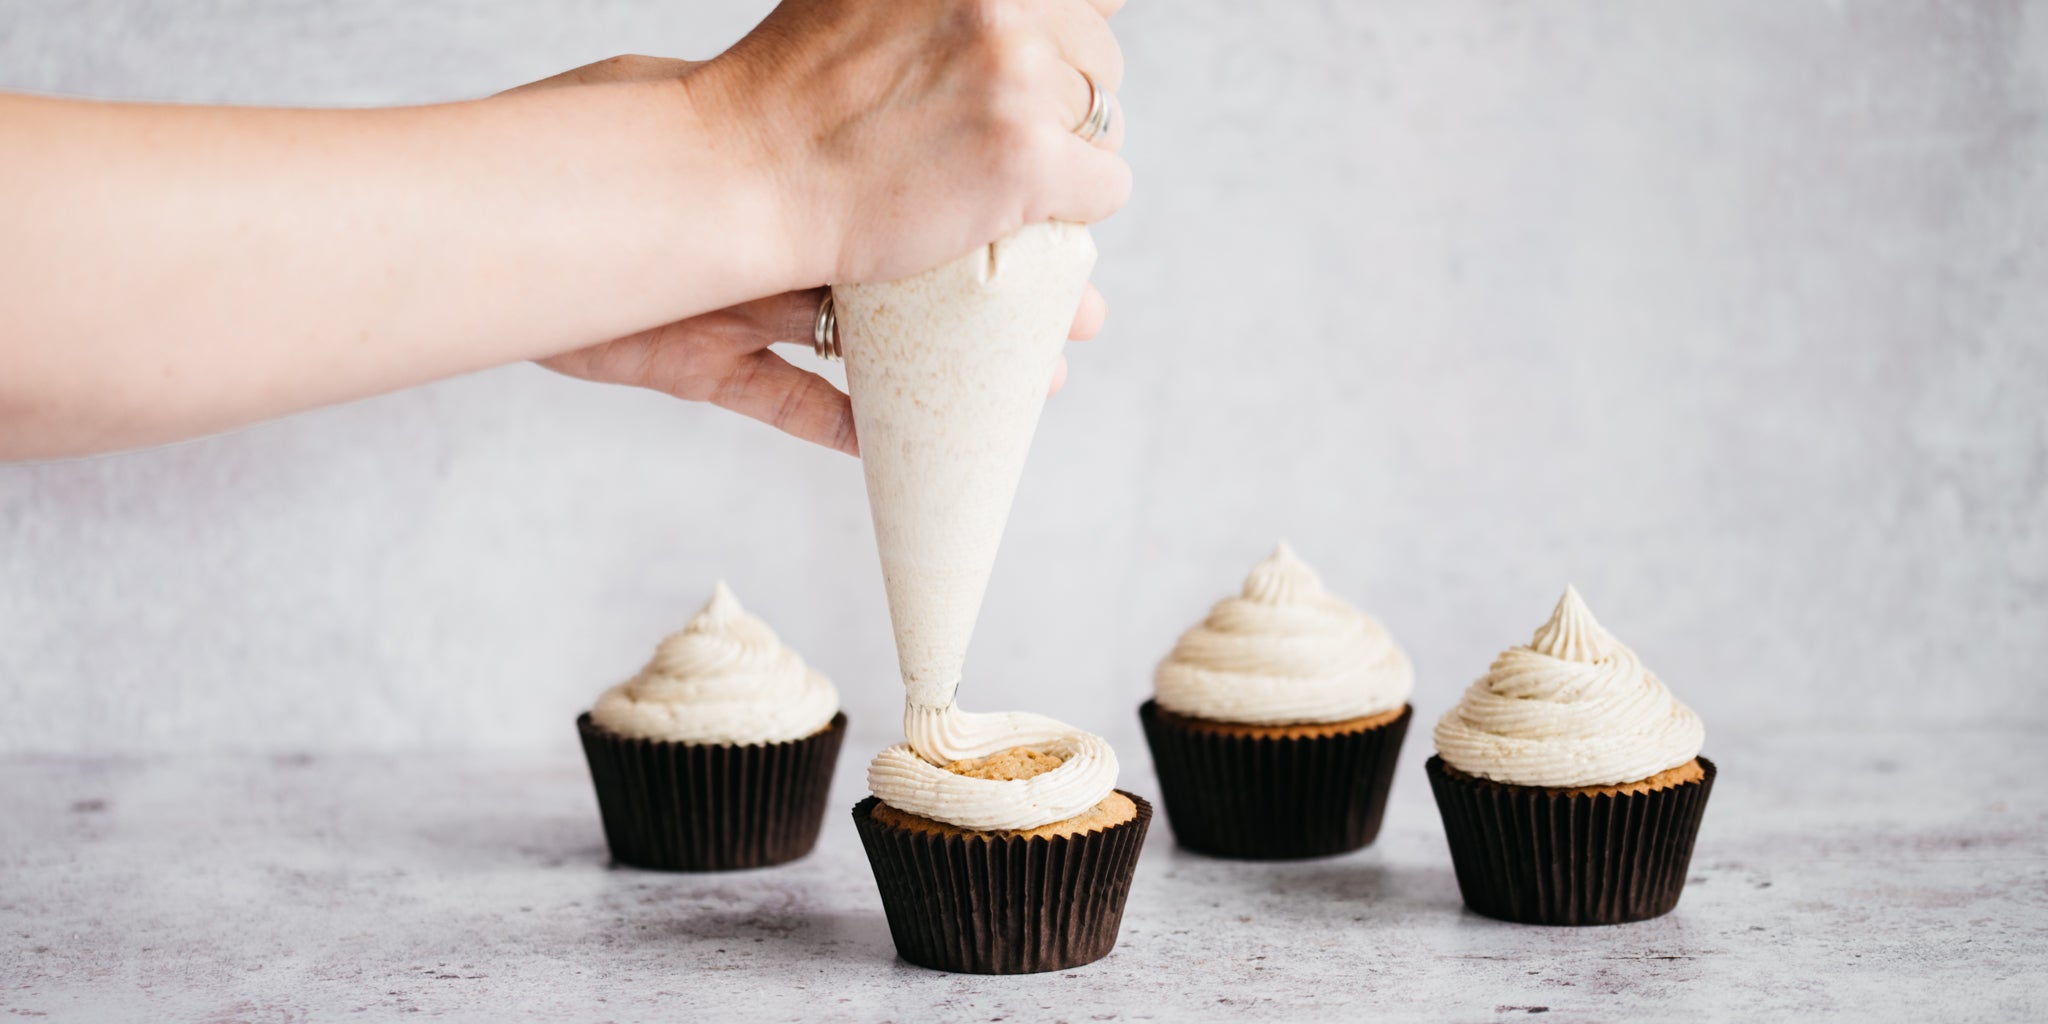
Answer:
812;290;840;361
1074;70;1111;143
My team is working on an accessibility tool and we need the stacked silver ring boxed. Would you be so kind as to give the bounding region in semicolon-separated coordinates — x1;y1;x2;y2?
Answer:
1075;70;1112;143
812;291;840;361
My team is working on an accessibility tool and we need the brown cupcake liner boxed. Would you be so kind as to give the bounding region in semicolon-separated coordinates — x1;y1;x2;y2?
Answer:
1138;700;1411;860
1425;754;1717;925
851;791;1152;975
576;711;847;871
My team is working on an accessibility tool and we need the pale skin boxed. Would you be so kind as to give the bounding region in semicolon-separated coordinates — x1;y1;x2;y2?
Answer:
0;0;1128;460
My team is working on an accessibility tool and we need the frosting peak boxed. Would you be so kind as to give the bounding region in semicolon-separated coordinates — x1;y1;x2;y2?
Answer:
695;579;744;627
1153;544;1413;725
1432;587;1703;788
1529;585;1620;663
589;583;840;745
642;581;784;679
1241;542;1322;605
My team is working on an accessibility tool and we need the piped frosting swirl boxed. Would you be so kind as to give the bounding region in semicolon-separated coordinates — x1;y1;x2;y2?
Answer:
867;702;1119;831
1432;586;1703;788
1153;543;1414;725
589;582;840;745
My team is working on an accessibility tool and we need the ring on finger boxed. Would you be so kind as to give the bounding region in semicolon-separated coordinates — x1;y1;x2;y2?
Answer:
813;291;840;361
1073;69;1112;143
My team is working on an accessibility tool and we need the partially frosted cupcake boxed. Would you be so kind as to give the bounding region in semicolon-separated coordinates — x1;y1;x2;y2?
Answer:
854;709;1149;974
1427;585;1714;924
577;582;846;871
1139;542;1414;859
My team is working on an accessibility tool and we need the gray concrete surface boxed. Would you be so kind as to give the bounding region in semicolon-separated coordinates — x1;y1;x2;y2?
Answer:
5;728;2043;1021
2;1;2044;754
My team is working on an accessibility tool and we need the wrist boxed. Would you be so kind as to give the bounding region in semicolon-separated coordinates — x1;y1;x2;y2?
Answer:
681;57;841;291
450;80;813;350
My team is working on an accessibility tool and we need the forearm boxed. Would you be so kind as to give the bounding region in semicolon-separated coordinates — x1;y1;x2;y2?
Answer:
0;84;799;458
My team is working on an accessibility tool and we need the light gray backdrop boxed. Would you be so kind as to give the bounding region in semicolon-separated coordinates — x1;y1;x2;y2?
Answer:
2;0;2042;755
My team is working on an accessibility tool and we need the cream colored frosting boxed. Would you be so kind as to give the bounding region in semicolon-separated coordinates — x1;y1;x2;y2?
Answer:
868;703;1119;831
837;222;1117;830
1432;586;1704;788
838;221;1094;708
588;582;840;745
1153;542;1414;725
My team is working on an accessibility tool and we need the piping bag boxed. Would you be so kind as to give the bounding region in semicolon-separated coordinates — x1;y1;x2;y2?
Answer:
835;222;1118;824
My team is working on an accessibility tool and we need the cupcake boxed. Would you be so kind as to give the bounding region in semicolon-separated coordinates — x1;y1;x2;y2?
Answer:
1138;542;1414;859
1427;585;1715;925
577;581;846;871
853;706;1150;974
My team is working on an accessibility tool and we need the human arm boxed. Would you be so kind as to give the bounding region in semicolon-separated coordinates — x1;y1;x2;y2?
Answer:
0;0;1126;460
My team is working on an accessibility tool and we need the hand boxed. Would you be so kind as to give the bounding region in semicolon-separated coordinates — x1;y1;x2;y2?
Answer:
515;50;1114;457
540;283;1109;457
1;7;1127;460
690;0;1129;286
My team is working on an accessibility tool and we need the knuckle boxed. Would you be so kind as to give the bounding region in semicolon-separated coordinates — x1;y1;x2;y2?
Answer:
984;118;1053;194
709;357;760;410
986;106;1040;159
781;290;822;344
770;378;812;432
970;31;1037;92
966;0;1028;30
830;411;857;454
642;329;719;403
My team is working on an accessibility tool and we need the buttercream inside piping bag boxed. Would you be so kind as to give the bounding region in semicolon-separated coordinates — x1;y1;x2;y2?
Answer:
837;222;1118;831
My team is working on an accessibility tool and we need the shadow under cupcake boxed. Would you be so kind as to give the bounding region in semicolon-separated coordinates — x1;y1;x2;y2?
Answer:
1140;542;1414;860
577;582;846;872
1426;585;1715;925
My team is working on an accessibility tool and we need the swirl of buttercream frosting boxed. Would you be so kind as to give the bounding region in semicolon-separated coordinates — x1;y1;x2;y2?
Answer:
866;701;1119;831
1152;542;1413;725
589;582;840;745
1432;585;1703;788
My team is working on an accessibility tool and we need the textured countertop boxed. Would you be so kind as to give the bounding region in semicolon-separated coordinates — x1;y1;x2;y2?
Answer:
4;729;2043;1022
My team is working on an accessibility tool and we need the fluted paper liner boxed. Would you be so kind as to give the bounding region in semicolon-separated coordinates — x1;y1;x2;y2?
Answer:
852;791;1151;975
1426;754;1716;925
577;712;847;871
1138;700;1411;860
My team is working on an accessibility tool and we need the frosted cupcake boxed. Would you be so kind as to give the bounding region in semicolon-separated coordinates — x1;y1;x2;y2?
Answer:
854;710;1149;974
1427;585;1715;924
1138;543;1414;859
577;582;846;871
